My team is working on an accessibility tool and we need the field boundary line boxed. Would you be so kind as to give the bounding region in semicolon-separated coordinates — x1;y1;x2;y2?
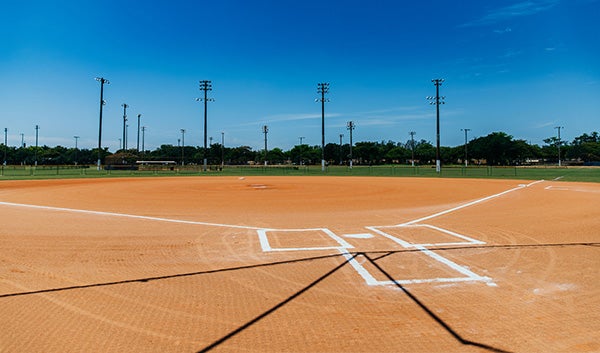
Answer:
397;179;544;226
0;201;267;231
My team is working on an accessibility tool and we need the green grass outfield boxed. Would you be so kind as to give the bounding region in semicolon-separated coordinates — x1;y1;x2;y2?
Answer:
1;164;599;183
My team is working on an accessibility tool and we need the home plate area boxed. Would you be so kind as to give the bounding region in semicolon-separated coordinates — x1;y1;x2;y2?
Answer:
257;224;495;287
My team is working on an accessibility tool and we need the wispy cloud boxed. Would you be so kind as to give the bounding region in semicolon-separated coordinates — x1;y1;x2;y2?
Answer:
494;27;513;34
460;0;559;27
238;112;341;127
534;121;557;129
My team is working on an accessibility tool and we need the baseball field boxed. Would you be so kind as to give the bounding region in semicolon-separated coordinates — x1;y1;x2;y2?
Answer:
0;176;598;352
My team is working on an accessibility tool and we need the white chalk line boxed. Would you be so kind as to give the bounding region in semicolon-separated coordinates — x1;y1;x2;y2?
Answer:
0;201;267;231
396;179;544;227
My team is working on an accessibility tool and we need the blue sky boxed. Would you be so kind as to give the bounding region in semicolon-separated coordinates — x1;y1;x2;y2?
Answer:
1;0;598;152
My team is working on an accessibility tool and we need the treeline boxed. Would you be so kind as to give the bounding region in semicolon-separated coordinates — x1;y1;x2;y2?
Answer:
2;131;599;166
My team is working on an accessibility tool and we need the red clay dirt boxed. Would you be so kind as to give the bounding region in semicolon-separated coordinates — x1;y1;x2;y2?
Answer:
0;176;598;353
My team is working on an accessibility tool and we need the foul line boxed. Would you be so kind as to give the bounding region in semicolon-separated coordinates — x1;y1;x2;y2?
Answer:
0;201;266;231
397;179;544;226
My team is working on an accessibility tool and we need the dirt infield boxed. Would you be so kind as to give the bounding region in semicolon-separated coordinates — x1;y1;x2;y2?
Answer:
0;176;598;353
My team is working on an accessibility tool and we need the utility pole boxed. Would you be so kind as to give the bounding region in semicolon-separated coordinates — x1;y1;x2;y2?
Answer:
3;128;7;166
427;79;445;173
180;129;186;166
95;77;109;170
461;128;471;167
74;136;79;165
221;131;225;168
409;131;416;167
197;80;213;172
339;133;344;165
137;114;141;153
34;125;39;166
347;121;355;169
121;103;129;151
263;125;269;166
555;126;564;167
316;82;330;172
141;126;146;156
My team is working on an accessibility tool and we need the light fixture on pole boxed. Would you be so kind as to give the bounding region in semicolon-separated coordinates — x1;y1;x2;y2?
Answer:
555;126;564;167
409;131;416;167
346;121;355;169
316;82;330;172
427;78;445;173
196;80;214;172
95;77;109;170
262;125;269;166
461;128;471;167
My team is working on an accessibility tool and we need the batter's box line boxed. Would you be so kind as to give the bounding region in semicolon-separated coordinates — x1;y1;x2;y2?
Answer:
340;248;496;287
257;228;354;252
366;224;486;248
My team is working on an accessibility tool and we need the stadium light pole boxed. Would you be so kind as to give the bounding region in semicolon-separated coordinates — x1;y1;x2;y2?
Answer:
196;80;213;172
316;82;330;172
427;78;445;173
263;125;269;166
339;133;344;165
347;121;355;169
141;126;146;156
74;135;79;165
137;114;141;153
121;103;128;151
461;128;471;167
3;128;7;166
555;126;564;167
95;77;109;170
180;129;186;166
409;131;416;167
34;125;39;166
221;131;225;168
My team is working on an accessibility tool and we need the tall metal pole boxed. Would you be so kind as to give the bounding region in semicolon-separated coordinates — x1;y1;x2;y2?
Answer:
3;128;7;166
221;131;224;168
299;136;305;145
427;79;445;173
180;129;186;166
461;128;471;167
555;126;564;167
316;83;329;172
137;114;141;152
34;125;39;166
95;77;109;170
263;125;269;166
20;133;24;148
141;126;146;156
347;121;354;169
197;80;213;172
121;103;128;151
74;135;79;165
409;131;416;167
339;133;343;165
